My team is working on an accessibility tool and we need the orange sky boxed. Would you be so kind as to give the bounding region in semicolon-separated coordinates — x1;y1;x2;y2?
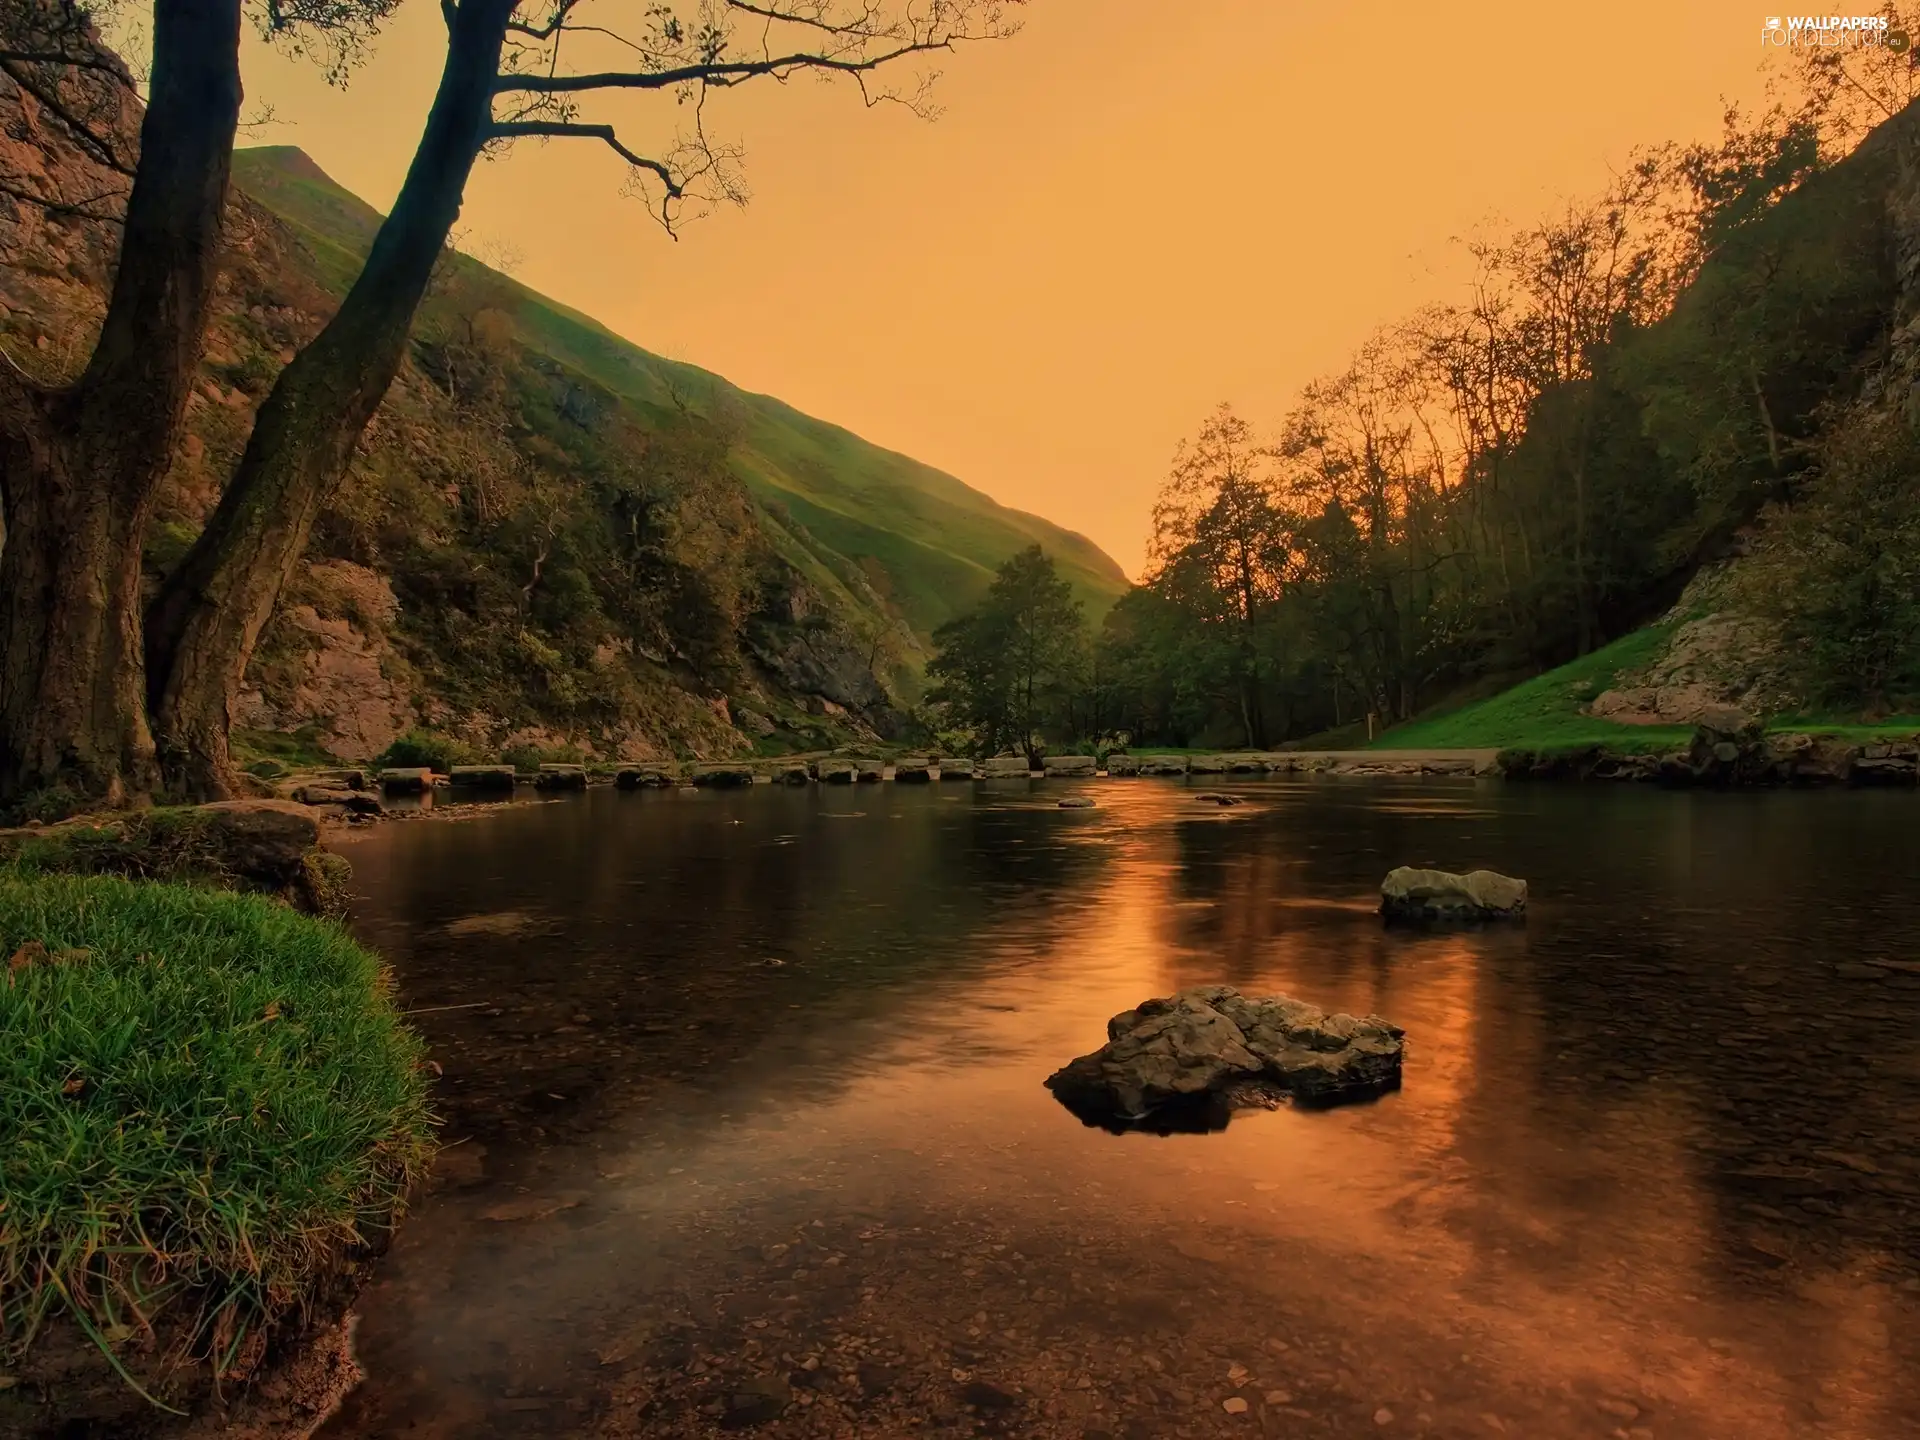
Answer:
243;1;1787;577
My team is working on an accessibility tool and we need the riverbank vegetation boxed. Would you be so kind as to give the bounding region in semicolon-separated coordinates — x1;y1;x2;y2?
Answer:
0;872;432;1417
926;19;1920;756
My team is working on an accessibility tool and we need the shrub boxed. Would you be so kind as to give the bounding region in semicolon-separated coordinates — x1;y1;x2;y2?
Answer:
0;874;434;1395
371;730;473;774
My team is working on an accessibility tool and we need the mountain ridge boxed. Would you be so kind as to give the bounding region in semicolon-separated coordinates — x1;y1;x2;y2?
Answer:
231;145;1128;644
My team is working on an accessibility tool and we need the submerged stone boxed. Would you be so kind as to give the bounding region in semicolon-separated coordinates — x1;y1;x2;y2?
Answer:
1380;866;1526;922
1044;985;1404;1130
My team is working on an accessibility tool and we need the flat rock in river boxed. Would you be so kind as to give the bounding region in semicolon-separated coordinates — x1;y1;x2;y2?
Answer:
1380;866;1527;922
1045;985;1403;1129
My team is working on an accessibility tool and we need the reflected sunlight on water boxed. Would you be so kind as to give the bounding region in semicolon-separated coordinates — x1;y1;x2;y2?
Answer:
324;779;1920;1440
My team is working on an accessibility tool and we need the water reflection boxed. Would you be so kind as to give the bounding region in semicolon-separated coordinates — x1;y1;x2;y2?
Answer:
323;780;1920;1440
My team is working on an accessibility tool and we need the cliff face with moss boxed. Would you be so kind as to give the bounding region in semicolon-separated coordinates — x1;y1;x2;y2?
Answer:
0;64;1125;766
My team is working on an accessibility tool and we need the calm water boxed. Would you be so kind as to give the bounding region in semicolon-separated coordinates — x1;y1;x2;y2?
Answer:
322;779;1920;1440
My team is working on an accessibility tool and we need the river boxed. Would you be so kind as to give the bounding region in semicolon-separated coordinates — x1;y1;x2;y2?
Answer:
320;778;1920;1440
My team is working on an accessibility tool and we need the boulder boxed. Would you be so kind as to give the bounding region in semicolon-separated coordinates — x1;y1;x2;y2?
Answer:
449;765;516;791
981;755;1031;778
1043;755;1097;777
293;784;383;816
814;759;858;784
936;758;975;781
1045;985;1403;1129
615;766;677;789
1695;704;1759;737
893;757;933;782
773;763;812;785
855;759;886;783
1105;753;1141;776
1380;866;1527;922
312;768;368;790
196;802;323;885
378;767;433;795
1058;796;1095;808
1853;747;1919;786
692;766;756;788
1224;754;1266;774
535;763;588;791
1187;754;1228;774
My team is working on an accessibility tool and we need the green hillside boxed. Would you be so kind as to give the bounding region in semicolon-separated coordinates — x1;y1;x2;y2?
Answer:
232;147;1127;641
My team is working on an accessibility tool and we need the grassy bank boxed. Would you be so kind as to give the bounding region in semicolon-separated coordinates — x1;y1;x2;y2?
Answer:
1371;622;1920;754
0;873;433;1403
1370;627;1690;752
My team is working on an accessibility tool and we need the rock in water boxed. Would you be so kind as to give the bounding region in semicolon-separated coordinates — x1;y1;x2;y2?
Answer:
1379;866;1526;922
1044;986;1403;1129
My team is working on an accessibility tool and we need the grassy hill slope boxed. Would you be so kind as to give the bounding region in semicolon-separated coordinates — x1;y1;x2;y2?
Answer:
232;147;1128;640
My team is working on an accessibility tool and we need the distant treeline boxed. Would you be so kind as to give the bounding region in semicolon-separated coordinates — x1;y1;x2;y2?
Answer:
932;17;1920;754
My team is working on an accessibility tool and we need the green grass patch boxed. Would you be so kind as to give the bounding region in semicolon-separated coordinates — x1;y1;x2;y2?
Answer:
0;874;433;1386
1373;626;1693;752
232;726;340;772
1763;714;1920;739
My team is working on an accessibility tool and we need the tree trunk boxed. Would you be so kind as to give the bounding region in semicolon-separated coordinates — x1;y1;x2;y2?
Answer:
0;0;243;811
145;0;515;798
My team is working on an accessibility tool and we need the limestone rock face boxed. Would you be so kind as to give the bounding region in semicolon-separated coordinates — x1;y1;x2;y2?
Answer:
1045;986;1404;1129
1380;866;1527;921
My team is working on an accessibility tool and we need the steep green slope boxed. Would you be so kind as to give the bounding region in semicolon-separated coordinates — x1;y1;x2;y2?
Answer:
232;147;1128;639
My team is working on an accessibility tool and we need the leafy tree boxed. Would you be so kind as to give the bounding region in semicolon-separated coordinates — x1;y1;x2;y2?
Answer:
1148;404;1296;746
1741;410;1920;711
927;545;1085;761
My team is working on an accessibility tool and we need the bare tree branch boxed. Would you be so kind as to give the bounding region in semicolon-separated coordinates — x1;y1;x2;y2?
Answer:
488;118;678;189
485;1;1021;231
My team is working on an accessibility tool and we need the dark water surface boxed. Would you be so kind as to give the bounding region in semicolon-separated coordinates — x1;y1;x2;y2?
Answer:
322;779;1920;1440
